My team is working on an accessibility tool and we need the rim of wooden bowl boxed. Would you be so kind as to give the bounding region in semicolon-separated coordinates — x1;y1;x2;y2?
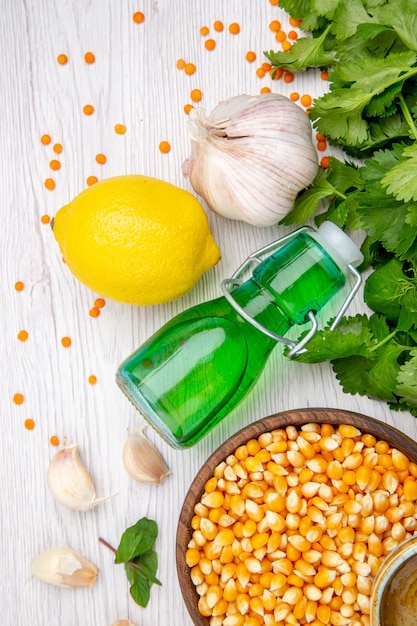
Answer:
176;407;417;626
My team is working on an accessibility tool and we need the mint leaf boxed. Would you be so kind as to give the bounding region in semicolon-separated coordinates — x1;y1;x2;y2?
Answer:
126;566;151;608
115;517;158;563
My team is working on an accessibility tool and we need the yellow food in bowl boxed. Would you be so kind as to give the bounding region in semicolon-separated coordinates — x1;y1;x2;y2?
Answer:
185;422;417;625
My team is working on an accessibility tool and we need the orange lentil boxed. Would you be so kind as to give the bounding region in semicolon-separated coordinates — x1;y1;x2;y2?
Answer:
44;178;55;190
114;123;127;134
246;50;257;63
184;103;194;115
94;297;105;308
190;88;202;102
184;62;196;75
316;133;327;141
284;71;295;83
50;435;60;446
53;143;63;154
301;94;313;107
317;141;327;152
13;393;24;405
205;39;216;51
15;281;24;291
271;67;284;80
83;104;94;115
57;53;68;65
84;51;95;64
281;40;292;51
260;86;271;94
275;30;287;42
321;70;329;80
40;214;51;224
17;330;29;341
159;141;171;153
270;0;279;5
213;20;224;32
269;20;281;32
289;16;302;27
40;134;51;145
88;375;97;384
132;11;145;23
256;67;265;78
229;22;240;35
95;153;107;164
89;306;100;317
49;159;61;171
61;336;71;348
262;62;272;72
176;58;186;69
290;92;300;101
288;30;298;40
24;418;35;430
200;25;209;36
86;175;98;186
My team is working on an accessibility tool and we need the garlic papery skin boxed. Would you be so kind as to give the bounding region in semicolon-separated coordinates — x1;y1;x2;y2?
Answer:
47;442;107;511
30;546;98;588
182;93;319;227
123;425;171;483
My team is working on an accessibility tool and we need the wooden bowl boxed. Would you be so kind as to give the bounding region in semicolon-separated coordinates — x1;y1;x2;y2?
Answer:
176;407;417;626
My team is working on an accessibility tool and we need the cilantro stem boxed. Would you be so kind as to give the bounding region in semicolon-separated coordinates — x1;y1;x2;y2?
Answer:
369;330;398;353
398;93;417;141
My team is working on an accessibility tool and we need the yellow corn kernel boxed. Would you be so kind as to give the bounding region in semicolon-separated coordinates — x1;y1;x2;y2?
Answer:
252;532;269;550
317;603;331;623
190;564;205;585
242;519;257;537
206;584;223;608
337;526;355;544
375;440;389;454
299;516;312;537
286;489;303;514
293;597;307;620
272;557;293;576
242;482;264;499
220;562;237;584
314;569;336;588
220;545;234;564
386;506;404;523
296;436;316;459
382;470;399;494
327;460;344;480
287;572;305;588
374;514;390;534
245;499;264;522
367;469;382;492
306;456;329;473
223;614;245;626
229;494;245;517
304;549;323;564
244;557;262;574
205;476;218;493
205;541;222;560
185;547;201;567
286;543;302;562
338;424;361;439
368;533;383;557
195;502;209;517
329;610;351;625
269;572;287;591
212;598;228;616
235;592;250;615
245;456;264;473
326;512;343;529
198;595;213;617
294;558;316;579
214;528;235;547
202;491;225;509
288;534;311;552
274;602;291;621
392;448;409;471
321;550;344;568
201;517;218;540
235;563;250;588
391;521;407;542
399;500;416;517
222;577;238;602
193;529;207;546
249;596;265;616
304;583;322;601
282;586;303;606
265;510;286;532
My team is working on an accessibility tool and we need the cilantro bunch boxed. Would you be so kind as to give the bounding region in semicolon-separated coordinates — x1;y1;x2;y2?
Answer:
265;0;417;416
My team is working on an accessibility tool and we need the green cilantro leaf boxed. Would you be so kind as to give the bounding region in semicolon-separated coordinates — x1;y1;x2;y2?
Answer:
371;0;417;52
364;258;416;325
265;26;335;72
381;143;417;202
395;348;417;407
330;0;374;41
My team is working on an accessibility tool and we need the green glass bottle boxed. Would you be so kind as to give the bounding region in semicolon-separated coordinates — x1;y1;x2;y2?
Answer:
116;222;363;449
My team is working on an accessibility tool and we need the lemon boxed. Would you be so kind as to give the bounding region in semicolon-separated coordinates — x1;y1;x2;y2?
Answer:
52;175;221;305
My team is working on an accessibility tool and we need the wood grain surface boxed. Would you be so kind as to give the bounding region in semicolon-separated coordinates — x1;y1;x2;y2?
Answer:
2;2;417;626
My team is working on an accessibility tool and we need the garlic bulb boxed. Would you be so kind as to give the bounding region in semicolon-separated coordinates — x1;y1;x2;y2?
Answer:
123;425;171;483
182;93;319;227
30;546;98;588
47;441;110;511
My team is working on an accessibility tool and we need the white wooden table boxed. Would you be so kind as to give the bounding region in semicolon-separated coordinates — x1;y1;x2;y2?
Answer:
2;2;416;625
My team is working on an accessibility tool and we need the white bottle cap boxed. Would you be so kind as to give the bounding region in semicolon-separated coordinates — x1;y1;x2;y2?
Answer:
312;221;364;271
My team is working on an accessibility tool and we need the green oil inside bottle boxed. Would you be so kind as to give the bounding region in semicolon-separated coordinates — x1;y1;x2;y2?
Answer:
117;230;352;448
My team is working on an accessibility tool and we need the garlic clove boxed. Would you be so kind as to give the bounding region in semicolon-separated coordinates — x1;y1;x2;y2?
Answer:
182;93;319;227
47;442;109;511
123;425;171;484
30;546;98;588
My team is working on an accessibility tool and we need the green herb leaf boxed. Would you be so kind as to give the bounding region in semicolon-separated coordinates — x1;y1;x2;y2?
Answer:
381;143;417;202
395;348;417;406
371;0;417;52
265;27;335;72
115;517;159;563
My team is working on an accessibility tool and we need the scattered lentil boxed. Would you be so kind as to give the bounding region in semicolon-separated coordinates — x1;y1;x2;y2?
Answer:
49;159;61;171
184;62;196;75
114;123;127;134
290;92;300;101
40;214;51;224
53;143;63;154
184;104;194;115
132;11;145;23
176;58;186;70
289;16;302;27
84;51;95;64
159;141;171;153
89;306;100;317
269;20;281;32
95;153;107;164
24;418;35;430
40;134;51;145
284;71;295;83
246;51;256;63
17;330;29;342
282;40;292;51
288;30;298;40
205;39;216;51
229;22;240;35
50;435;60;446
260;86;271;94
14;281;24;291
200;26;210;36
88;375;97;385
57;54;68;65
13;393;24;404
86;175;98;186
94;298;105;308
321;70;329;81
61;336;71;348
300;94;313;108
44;178;55;190
190;88;202;102
83;104;95;115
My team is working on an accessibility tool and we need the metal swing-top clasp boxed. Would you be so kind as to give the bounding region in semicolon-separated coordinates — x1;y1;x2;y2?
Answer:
221;226;362;359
